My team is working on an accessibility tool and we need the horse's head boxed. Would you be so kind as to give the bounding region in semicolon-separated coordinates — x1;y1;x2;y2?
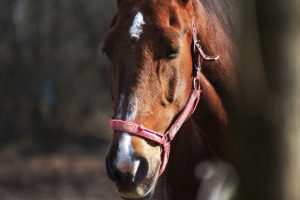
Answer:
103;0;199;198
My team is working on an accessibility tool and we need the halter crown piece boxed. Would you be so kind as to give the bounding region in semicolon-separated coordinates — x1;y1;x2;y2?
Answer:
109;22;219;175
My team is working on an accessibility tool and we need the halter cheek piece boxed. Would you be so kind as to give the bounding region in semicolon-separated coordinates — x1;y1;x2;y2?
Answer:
109;23;219;175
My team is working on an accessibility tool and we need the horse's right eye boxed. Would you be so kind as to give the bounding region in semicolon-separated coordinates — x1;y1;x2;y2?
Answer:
165;48;180;60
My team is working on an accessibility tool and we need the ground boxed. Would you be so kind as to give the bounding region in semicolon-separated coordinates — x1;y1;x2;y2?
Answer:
0;155;120;200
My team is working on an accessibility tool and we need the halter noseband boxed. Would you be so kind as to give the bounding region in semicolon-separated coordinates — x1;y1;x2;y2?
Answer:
109;23;219;175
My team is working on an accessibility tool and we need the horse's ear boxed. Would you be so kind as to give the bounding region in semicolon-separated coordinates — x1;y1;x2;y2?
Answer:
177;0;191;6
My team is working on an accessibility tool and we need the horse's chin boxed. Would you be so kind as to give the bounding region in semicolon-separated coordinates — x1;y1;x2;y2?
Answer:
118;176;158;200
120;189;154;200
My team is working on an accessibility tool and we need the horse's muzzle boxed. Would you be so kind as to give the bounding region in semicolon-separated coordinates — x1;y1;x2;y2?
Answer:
105;154;149;185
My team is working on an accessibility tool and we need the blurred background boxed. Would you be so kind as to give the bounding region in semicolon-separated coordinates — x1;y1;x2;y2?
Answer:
0;0;119;199
1;0;300;200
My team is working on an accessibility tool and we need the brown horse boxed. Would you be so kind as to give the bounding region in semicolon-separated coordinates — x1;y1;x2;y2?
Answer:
102;0;238;199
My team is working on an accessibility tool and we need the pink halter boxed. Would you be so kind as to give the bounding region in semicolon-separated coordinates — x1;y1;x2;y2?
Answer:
109;23;219;175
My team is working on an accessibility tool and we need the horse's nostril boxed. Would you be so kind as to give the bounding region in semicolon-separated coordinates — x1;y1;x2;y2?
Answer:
106;156;149;185
132;157;149;184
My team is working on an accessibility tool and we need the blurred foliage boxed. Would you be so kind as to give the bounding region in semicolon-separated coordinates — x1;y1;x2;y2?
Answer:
0;0;116;153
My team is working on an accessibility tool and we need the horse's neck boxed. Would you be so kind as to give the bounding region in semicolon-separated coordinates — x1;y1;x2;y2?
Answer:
152;120;214;200
191;0;238;165
189;0;238;149
192;0;238;95
153;122;237;200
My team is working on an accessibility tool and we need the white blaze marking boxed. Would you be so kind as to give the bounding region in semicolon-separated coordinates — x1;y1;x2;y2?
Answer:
129;12;145;40
115;94;140;175
116;133;133;173
115;94;139;121
116;94;125;119
125;95;139;121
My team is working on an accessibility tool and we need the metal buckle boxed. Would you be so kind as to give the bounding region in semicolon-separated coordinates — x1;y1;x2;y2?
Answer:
193;77;201;90
163;132;172;144
137;125;145;134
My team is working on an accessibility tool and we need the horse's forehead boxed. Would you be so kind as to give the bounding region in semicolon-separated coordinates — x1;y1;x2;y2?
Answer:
103;2;184;54
119;1;177;23
122;4;180;36
122;0;173;10
129;12;146;40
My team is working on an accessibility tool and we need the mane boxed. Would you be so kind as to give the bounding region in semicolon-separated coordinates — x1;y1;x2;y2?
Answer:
201;0;238;41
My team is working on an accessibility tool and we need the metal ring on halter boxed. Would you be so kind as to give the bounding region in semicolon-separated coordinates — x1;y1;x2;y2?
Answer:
193;77;201;90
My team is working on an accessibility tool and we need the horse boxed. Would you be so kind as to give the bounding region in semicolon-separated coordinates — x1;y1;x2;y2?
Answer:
102;0;238;199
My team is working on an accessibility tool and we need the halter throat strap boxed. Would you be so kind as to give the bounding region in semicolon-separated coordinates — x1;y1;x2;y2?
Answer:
109;22;219;175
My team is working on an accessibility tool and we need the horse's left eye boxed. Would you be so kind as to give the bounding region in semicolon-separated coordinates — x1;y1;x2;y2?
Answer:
165;48;180;59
